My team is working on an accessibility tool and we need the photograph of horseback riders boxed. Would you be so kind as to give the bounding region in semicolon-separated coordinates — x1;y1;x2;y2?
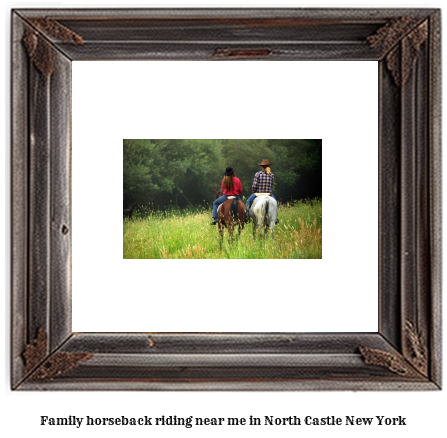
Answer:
123;139;322;259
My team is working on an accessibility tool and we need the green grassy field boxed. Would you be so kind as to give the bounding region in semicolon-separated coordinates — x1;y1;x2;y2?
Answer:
123;199;322;259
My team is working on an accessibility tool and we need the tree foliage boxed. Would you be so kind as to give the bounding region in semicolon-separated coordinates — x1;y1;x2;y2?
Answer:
123;139;322;209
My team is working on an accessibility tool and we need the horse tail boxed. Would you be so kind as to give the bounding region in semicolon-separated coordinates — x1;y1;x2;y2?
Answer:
231;198;238;219
265;198;269;219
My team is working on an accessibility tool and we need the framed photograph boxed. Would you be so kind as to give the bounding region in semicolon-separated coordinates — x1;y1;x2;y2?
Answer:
121;139;323;260
11;8;441;390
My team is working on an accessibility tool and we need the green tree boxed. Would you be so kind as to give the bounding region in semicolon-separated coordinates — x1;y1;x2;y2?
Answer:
123;138;322;211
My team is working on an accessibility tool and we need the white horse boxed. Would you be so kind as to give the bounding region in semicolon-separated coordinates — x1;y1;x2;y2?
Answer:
249;195;278;242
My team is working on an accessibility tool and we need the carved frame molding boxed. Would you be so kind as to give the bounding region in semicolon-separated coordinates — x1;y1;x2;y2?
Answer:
11;8;441;390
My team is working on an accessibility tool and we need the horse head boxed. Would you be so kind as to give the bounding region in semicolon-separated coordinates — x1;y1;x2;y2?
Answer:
213;189;224;200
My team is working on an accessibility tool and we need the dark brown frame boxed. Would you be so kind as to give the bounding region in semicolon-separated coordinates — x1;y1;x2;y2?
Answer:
11;8;441;390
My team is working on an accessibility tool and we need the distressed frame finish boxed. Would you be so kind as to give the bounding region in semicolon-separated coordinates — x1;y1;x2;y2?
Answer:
11;8;441;390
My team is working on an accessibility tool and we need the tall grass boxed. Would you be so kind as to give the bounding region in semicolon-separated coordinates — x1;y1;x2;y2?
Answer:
123;199;322;259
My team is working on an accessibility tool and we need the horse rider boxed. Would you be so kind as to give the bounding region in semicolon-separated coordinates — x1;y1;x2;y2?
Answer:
246;159;277;222
211;167;243;225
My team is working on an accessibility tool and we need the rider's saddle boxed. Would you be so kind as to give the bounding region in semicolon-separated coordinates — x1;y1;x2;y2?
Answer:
249;193;271;209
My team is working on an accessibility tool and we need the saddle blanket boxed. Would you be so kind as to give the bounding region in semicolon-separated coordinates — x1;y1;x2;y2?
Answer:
255;193;271;197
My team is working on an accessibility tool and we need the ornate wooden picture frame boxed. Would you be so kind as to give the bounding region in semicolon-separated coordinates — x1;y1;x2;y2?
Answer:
11;8;441;390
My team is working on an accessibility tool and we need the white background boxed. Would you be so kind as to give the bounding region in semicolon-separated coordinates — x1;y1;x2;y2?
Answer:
72;60;378;332
2;1;445;438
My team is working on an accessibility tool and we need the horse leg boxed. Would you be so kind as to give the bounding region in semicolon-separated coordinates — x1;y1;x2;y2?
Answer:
259;223;265;241
270;220;276;246
264;224;270;240
252;220;258;242
238;203;246;231
218;223;224;249
254;223;263;244
241;210;246;234
228;220;234;245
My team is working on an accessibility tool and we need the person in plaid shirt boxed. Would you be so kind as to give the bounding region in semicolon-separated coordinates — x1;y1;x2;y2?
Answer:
246;159;276;221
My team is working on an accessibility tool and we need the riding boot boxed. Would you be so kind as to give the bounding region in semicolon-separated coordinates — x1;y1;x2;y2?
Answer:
211;218;219;225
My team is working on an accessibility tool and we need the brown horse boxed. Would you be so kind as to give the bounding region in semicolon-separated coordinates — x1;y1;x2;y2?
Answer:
213;190;246;243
